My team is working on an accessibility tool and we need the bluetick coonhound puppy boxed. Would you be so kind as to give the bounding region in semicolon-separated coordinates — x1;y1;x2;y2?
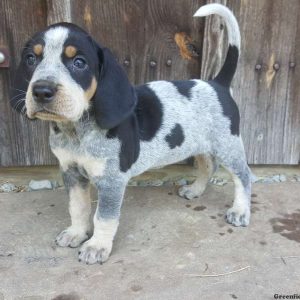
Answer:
10;4;251;264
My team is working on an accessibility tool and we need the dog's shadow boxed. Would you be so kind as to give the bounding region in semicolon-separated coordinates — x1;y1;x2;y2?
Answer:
98;184;235;253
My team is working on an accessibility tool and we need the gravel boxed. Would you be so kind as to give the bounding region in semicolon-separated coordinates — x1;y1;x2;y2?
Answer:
254;174;288;184
0;172;298;194
210;177;228;186
0;183;16;193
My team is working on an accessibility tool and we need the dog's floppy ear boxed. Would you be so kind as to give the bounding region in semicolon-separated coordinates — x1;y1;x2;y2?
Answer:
93;47;137;129
9;45;32;115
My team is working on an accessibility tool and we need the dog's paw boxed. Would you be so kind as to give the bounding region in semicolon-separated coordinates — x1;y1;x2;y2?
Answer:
55;227;89;248
226;207;250;227
78;237;112;265
178;185;205;200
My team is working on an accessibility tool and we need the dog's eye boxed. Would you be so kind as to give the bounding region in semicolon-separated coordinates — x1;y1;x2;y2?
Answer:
26;54;36;66
73;57;87;69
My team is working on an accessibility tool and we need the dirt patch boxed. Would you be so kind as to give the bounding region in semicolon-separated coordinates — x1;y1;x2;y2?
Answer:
193;205;206;211
270;210;300;243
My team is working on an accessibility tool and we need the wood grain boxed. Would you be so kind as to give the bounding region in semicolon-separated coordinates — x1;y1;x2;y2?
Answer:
46;0;71;24
201;0;227;80
141;0;205;83
70;0;205;85
71;0;147;84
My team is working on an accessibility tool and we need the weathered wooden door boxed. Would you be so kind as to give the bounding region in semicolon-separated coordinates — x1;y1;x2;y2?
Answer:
0;0;299;166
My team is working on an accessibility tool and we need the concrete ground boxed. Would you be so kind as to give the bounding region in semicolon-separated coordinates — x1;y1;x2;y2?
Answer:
0;182;300;299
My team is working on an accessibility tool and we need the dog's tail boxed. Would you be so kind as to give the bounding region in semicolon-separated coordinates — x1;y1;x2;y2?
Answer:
194;4;240;87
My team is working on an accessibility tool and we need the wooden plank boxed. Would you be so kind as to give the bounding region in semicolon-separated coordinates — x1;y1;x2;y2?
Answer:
70;0;147;85
201;0;300;164
70;0;205;85
201;0;227;80
0;0;74;167
141;0;205;83
0;0;58;166
46;0;71;24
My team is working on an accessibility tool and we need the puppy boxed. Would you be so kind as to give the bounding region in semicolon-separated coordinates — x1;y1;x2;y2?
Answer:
10;4;251;265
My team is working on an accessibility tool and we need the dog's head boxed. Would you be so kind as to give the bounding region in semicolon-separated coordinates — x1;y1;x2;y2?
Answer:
10;23;136;129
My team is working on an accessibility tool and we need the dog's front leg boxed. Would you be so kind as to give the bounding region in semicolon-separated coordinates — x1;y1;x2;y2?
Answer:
78;176;127;265
56;167;91;248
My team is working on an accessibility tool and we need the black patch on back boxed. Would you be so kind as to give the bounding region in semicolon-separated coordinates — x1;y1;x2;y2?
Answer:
170;80;196;98
165;124;184;149
214;45;239;87
135;85;163;141
208;81;240;136
106;115;140;173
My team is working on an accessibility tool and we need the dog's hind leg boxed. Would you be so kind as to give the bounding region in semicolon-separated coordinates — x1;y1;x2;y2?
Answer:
178;154;216;200
216;137;252;227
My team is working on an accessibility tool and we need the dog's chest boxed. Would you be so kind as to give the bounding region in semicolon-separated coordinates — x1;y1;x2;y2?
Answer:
52;147;106;178
49;123;108;178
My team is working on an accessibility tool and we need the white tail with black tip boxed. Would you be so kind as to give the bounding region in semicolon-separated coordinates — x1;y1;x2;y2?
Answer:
194;4;241;87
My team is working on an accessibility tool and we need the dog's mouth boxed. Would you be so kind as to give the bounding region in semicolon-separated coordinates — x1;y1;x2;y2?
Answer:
32;109;67;122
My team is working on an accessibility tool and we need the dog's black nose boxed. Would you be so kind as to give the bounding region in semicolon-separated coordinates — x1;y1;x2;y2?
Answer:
32;80;57;103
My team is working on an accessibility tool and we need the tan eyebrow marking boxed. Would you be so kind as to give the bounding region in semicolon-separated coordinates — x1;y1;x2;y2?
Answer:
33;44;43;56
65;45;77;58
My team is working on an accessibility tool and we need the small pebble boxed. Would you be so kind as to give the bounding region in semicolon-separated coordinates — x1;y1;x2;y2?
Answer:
138;181;151;187
0;183;16;193
149;179;164;186
292;175;300;182
272;175;281;183
176;179;187;186
253;177;264;183
128;180;138;186
51;180;60;188
261;177;274;184
279;174;287;182
255;174;288;184
251;173;258;183
28;180;53;191
210;177;227;186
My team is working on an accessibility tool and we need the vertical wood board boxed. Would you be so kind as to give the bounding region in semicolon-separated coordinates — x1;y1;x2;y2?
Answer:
201;0;300;164
0;0;55;166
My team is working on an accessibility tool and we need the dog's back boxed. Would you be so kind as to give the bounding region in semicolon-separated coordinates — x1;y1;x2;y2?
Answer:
131;4;241;175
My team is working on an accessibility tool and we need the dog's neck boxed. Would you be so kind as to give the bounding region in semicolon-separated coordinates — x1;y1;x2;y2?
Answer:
51;112;98;139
